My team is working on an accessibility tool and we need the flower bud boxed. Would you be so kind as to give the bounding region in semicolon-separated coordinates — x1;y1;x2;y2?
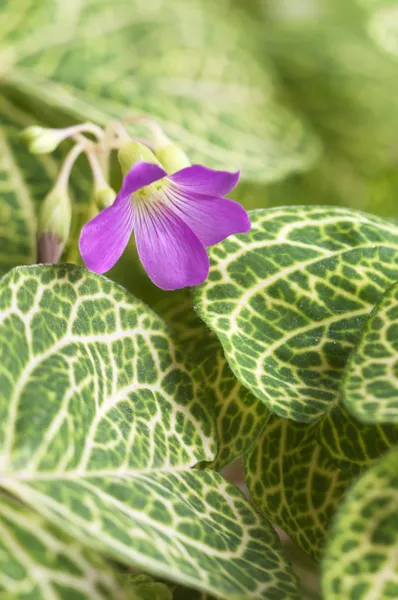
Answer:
21;126;67;154
37;186;72;263
95;185;116;209
118;141;162;176
150;127;190;173
155;142;191;174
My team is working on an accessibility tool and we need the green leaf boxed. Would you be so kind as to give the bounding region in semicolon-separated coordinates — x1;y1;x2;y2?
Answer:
342;281;398;424
0;265;300;599
316;405;398;474
0;0;319;183
194;206;398;422
322;446;398;600
244;416;352;560
0;125;36;276
156;290;270;471
0;492;144;600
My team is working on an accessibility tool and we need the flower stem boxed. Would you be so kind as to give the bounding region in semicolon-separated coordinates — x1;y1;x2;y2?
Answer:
63;122;104;142
57;140;87;194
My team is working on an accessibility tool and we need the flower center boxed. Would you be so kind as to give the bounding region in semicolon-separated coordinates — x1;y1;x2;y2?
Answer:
132;178;172;210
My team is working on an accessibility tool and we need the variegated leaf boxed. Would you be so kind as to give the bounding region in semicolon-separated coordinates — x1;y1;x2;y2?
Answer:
0;492;158;600
322;447;398;600
0;264;300;600
343;281;398;424
155;290;270;471
245;416;351;560
194;206;398;423
316;405;398;474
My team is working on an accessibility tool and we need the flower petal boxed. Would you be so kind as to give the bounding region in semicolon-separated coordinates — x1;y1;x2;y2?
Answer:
169;165;240;196
79;196;134;274
119;161;167;196
134;204;209;290
79;161;167;274
166;189;251;247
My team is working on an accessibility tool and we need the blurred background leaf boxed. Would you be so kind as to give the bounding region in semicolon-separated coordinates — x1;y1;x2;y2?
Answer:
0;0;319;184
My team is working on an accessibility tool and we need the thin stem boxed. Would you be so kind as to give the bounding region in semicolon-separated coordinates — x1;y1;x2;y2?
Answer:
86;147;109;191
64;122;105;141
57;140;87;193
123;115;169;146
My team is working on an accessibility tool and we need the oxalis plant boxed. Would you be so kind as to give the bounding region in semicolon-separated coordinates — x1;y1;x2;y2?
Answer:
1;108;398;600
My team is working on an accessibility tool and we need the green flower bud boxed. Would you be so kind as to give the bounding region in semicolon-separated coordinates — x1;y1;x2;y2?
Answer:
21;126;66;154
118;141;162;176
155;142;191;173
149;126;190;173
95;185;116;209
37;186;72;263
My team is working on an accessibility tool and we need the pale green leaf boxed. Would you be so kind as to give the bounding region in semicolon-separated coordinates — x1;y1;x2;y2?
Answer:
244;416;351;560
316;405;398;474
0;125;36;276
155;290;270;471
0;265;300;599
0;0;319;183
343;281;398;424
193;206;398;422
0;492;143;600
322;447;398;600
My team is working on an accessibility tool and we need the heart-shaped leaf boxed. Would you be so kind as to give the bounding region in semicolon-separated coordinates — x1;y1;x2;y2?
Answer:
0;265;300;599
322;446;398;600
244;416;352;561
343;281;398;424
194;206;398;422
0;0;319;183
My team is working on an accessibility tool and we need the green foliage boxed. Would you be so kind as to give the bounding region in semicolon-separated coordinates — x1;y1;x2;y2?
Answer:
343;281;398;424
194;206;398;422
0;265;300;599
0;0;319;184
2;1;398;597
261;1;398;218
245;416;352;561
0;126;36;277
316;405;398;474
0;97;92;275
0;492;149;600
155;290;270;470
322;447;398;600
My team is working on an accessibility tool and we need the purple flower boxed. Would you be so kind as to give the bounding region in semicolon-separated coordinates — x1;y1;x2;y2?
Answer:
79;162;250;290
